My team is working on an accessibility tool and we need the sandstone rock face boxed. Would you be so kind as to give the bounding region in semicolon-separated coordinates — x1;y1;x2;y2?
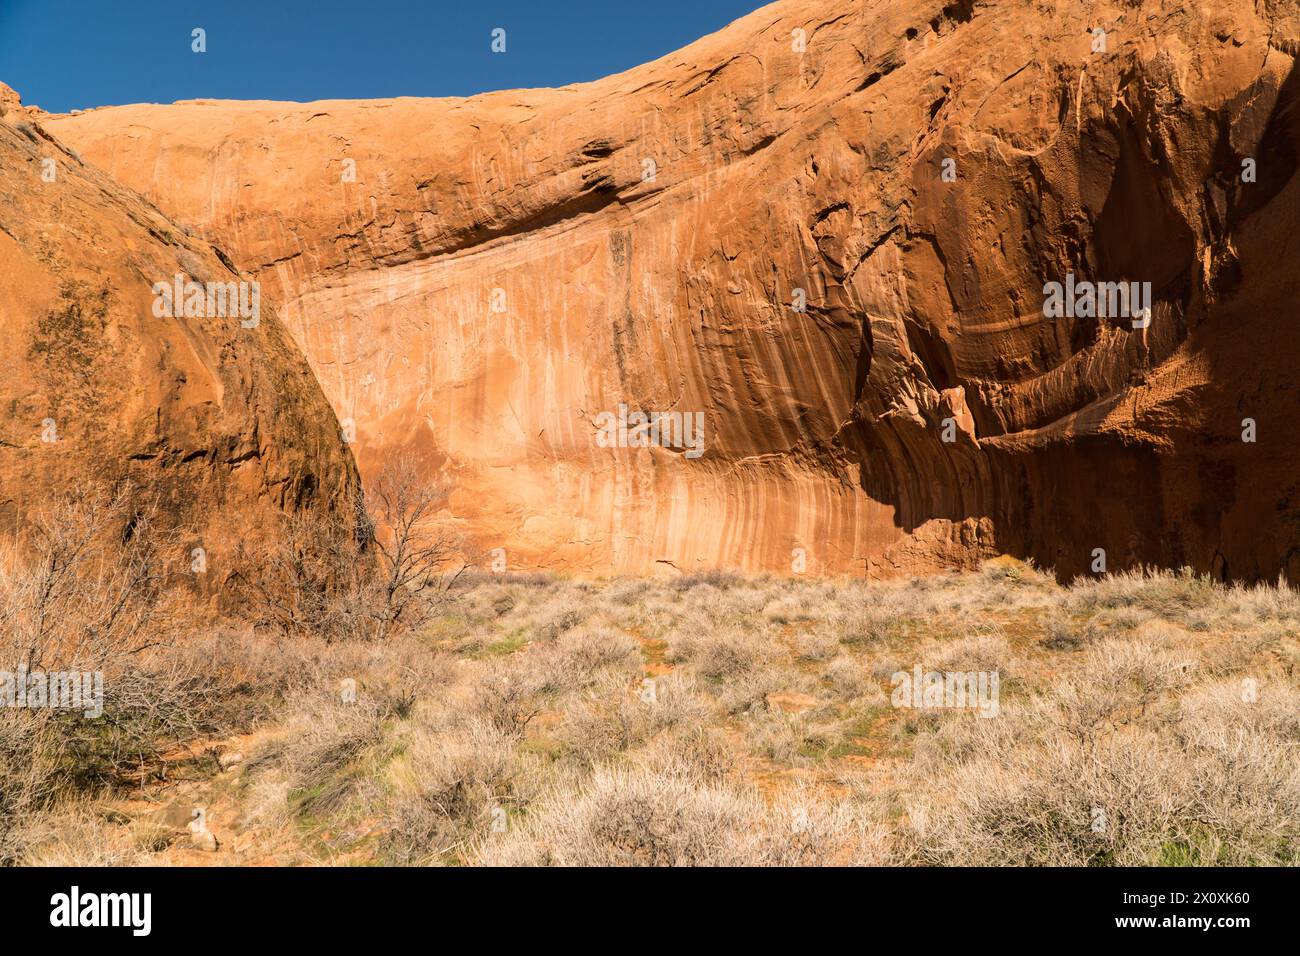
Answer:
46;0;1300;581
0;83;365;600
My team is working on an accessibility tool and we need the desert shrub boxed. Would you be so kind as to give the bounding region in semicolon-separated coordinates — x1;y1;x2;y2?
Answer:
823;654;870;697
453;583;516;620
717;667;807;717
669;569;742;592
478;763;753;865
909;692;1298;867
1041;612;1105;651
676;582;771;626
640;671;712;728
837;604;897;646
637;724;736;781
1068;568;1222;619
11;805;148;867
233;508;377;641
925;631;1012;676
8;545;1296;869
602;578;646;606
525;594;589;642
666;627;768;682
980;559;1024;583
909;724;1196;865
746;710;822;765
0;712;68;862
383;717;541;864
794;631;840;663
906;640;1296;866
1090;631;1195;684
1168;680;1300;863
0;487;211;858
469;651;573;737
267;689;397;820
759;786;899;866
478;761;886;866
558;693;650;767
1217;578;1300;626
556;670;712;768
762;592;822;624
238;455;465;641
452;570;555;591
550;626;639;679
1100;606;1156;630
870;630;1010;694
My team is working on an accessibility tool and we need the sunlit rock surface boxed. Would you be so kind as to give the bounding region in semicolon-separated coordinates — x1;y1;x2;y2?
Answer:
0;82;365;602
45;0;1300;580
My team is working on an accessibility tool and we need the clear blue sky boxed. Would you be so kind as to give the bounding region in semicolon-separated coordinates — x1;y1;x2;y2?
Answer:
0;0;770;113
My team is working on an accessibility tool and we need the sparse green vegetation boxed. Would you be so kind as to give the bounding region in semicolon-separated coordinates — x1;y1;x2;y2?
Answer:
4;538;1298;866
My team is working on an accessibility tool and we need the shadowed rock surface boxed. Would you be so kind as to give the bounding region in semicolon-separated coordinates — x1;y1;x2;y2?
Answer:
0;82;366;603
41;0;1300;581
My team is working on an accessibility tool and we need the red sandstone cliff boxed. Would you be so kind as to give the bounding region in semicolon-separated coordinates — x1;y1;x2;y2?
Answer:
0;82;366;601
37;0;1300;581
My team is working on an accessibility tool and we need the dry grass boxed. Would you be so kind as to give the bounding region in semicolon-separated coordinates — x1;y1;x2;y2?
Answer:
4;547;1297;867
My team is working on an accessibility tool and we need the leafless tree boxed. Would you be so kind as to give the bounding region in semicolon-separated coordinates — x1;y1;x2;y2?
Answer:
369;454;465;637
240;454;465;640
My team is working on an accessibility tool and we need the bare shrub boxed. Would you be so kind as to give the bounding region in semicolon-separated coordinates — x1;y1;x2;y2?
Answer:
1169;681;1300;863
1069;567;1222;620
235;507;374;641
470;653;568;738
909;682;1299;867
384;717;537;864
527;594;589;642
669;569;742;592
559;667;715;768
477;763;751;865
255;687;397;822
1051;637;1196;742
603;578;646;606
1218;577;1300;626
0;485;177;673
641;671;712;728
10;558;1296;868
909;725;1199;865
666;627;768;682
823;654;870;698
747;709;817;764
761;785;899;866
12;805;147;867
925;631;1012;676
548;626;639;682
1041;612;1104;651
558;693;649;767
477;761;885;866
837;604;896;646
906;636;1295;866
0;486;202;859
240;454;463;641
762;592;821;624
794;632;840;663
717;667;804;717
637;724;736;781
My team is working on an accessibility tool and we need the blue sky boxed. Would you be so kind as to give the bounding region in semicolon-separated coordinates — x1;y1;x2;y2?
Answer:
0;0;770;113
